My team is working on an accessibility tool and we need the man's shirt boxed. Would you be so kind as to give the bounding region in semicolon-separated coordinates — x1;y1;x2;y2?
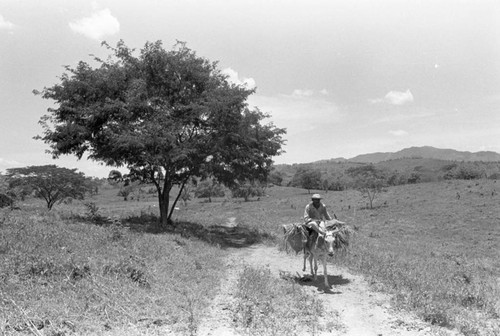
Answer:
304;202;332;223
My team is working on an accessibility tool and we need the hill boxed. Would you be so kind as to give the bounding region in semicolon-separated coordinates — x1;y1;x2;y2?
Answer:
272;146;500;186
348;146;500;163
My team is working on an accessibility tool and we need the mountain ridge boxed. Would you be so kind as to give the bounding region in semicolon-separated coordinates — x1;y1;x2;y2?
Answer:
325;146;500;163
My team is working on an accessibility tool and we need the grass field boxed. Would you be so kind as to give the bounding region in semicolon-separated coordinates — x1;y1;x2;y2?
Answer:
175;179;500;335
1;179;499;335
0;198;230;335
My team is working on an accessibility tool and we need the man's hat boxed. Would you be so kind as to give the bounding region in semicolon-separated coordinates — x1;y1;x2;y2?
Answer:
311;194;322;199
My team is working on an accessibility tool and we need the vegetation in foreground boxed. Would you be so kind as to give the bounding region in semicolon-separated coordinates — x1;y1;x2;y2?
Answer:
1;178;499;335
176;179;500;336
0;204;228;335
0;185;331;336
233;266;343;336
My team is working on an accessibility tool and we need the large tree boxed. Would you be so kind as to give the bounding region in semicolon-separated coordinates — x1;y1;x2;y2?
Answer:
6;165;90;210
35;40;285;226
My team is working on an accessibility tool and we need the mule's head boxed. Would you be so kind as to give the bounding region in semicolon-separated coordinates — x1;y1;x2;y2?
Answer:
324;229;337;256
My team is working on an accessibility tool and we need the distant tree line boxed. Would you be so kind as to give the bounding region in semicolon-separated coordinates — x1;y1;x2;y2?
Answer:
269;161;499;192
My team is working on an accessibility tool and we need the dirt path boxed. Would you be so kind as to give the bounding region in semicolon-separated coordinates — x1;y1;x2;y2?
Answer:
197;242;461;336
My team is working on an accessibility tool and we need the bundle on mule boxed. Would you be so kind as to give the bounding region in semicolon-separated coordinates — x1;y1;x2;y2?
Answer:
326;221;355;252
282;223;308;254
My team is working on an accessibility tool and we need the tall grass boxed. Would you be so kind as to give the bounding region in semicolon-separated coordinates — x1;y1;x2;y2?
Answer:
330;181;500;336
0;205;228;335
2;179;499;335
233;266;343;336
177;180;500;336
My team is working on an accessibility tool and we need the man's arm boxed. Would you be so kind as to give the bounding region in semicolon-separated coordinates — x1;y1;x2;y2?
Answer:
322;204;332;221
304;204;313;223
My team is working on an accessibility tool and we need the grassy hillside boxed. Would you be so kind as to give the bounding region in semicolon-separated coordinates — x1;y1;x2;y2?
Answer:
0;202;229;335
274;158;500;186
175;179;500;335
1;178;499;335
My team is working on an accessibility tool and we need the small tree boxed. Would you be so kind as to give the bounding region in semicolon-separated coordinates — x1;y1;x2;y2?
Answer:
267;169;284;186
194;179;225;202
230;180;265;201
290;168;322;193
407;172;421;184
0;193;13;208
118;185;134;201
180;183;192;206
346;165;387;209
108;170;123;184
6;165;90;210
0;174;8;193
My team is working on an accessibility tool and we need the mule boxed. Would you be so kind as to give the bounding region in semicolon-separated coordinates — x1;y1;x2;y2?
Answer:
303;226;338;288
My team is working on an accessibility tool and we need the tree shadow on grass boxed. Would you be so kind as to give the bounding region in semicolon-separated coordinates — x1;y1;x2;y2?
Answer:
126;217;275;249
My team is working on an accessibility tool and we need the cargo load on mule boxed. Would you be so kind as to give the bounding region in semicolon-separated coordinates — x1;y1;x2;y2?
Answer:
283;220;354;288
282;220;354;255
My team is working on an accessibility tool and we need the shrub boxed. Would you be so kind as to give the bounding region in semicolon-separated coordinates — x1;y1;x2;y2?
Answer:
0;193;13;208
194;179;225;202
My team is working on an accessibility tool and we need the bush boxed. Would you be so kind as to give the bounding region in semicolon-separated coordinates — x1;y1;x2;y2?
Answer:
0;193;13;208
231;181;265;201
194;179;225;202
444;164;484;180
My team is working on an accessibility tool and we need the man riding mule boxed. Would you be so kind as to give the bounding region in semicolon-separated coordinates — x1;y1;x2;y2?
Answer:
302;193;346;288
303;193;344;246
282;193;352;288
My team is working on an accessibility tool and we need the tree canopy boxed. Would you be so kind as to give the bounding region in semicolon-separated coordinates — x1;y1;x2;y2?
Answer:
346;165;387;209
35;40;285;225
289;168;322;193
6;165;90;210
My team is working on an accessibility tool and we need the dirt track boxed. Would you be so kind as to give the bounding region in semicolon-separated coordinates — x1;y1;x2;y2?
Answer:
197;241;461;336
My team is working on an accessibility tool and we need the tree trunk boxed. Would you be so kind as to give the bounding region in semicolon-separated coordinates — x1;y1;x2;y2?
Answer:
367;190;374;209
167;178;189;221
158;180;172;228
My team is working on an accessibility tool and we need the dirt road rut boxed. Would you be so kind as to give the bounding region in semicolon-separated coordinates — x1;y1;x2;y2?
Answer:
197;243;460;336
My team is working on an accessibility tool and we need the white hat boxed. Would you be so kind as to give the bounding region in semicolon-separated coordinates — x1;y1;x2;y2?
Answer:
311;194;322;199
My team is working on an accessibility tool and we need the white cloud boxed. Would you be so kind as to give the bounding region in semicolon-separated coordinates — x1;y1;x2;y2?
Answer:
222;68;256;89
69;8;120;40
370;89;414;105
248;92;341;136
0;158;22;173
292;89;330;97
0;14;14;30
389;130;409;136
292;89;314;97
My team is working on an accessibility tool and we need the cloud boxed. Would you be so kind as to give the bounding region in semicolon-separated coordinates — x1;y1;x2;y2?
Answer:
292;89;330;97
69;8;120;40
370;89;414;105
389;130;409;136
292;89;314;97
0;14;14;30
0;158;22;172
248;91;341;136
222;68;256;89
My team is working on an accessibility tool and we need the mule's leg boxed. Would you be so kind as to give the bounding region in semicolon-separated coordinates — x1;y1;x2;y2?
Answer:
323;255;329;288
302;250;307;272
309;253;317;280
314;256;318;278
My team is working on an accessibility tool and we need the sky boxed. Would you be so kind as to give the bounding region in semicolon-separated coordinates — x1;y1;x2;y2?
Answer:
1;0;499;178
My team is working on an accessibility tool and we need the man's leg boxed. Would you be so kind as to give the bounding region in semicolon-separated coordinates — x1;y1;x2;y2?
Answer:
308;221;325;235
